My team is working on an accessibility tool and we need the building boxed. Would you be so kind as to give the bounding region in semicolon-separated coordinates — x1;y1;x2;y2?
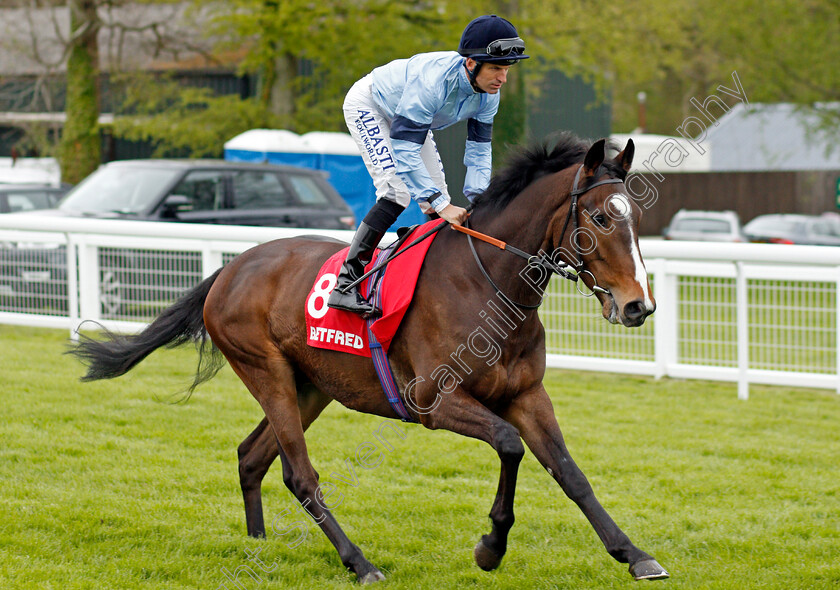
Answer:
706;102;840;171
0;2;246;159
614;103;840;235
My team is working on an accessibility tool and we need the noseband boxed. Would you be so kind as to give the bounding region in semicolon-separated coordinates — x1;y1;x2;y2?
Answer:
463;164;623;310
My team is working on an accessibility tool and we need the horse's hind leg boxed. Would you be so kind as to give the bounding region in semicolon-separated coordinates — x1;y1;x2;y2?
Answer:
505;387;669;581
238;387;332;538
230;356;384;584
238;417;275;538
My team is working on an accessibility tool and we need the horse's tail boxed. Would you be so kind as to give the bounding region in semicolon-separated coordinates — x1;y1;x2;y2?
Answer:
68;268;225;394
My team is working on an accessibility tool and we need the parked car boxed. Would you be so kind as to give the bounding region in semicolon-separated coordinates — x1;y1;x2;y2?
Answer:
742;213;840;246
0;184;69;213
0;157;61;186
662;209;746;242
0;160;356;315
50;159;356;229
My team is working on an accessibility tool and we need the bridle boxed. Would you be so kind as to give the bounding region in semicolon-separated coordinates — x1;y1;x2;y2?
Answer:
461;164;624;310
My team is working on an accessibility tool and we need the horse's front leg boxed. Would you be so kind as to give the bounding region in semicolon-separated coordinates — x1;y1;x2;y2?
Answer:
416;387;524;571
504;386;669;581
474;429;522;572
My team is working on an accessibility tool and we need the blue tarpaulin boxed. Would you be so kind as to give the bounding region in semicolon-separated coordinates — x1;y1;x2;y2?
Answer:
224;129;426;230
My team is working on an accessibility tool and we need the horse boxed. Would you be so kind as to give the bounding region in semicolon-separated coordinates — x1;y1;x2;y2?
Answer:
69;132;667;583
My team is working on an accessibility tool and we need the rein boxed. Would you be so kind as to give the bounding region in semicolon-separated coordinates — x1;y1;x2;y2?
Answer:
342;220;450;293
343;164;624;309
460;164;621;310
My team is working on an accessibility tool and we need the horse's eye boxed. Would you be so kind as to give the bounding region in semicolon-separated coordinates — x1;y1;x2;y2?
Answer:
592;213;608;228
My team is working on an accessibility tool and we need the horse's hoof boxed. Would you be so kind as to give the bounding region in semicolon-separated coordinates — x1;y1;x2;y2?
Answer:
358;569;385;584
473;539;503;571
629;559;669;580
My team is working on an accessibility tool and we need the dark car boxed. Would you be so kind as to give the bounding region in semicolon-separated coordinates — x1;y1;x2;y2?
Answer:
0;160;356;316
742;214;840;246
51;159;356;229
0;184;69;213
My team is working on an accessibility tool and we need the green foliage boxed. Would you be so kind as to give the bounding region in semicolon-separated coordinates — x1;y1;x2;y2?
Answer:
204;0;465;132
13;122;61;159
1;324;839;589
111;73;281;158
86;0;840;158
110;1;473;153
605;0;840;133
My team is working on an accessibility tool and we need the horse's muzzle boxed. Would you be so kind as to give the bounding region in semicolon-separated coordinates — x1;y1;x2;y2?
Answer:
621;298;655;327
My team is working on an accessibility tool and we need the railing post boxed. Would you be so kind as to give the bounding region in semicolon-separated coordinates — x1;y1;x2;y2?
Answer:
836;266;840;395
653;259;676;379
65;233;79;340
736;262;749;400
77;237;100;323
202;245;223;279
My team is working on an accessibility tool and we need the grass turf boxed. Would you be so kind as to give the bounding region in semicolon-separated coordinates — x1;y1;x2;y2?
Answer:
0;325;838;589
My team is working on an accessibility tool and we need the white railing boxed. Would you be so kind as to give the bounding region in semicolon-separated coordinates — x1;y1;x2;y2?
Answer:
543;241;840;398
0;216;355;333
2;214;838;398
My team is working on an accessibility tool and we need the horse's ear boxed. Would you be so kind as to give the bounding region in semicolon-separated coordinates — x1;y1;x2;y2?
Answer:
583;138;606;176
615;138;635;172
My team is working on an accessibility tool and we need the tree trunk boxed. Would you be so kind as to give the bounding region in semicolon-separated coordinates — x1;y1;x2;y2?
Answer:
59;0;101;185
268;52;297;120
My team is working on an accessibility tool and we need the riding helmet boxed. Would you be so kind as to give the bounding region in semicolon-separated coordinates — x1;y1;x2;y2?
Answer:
458;15;530;65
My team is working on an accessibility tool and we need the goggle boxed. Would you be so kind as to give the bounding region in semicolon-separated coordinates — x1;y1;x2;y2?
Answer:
486;37;525;57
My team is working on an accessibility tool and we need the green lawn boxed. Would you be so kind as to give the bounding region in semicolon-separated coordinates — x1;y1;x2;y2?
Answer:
1;325;838;589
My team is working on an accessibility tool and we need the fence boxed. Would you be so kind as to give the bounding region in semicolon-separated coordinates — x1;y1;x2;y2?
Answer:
2;215;839;399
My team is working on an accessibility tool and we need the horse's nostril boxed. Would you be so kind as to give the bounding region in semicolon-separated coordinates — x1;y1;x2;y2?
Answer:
623;300;646;320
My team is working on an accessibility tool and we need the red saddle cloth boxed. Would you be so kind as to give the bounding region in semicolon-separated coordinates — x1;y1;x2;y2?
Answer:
305;219;445;357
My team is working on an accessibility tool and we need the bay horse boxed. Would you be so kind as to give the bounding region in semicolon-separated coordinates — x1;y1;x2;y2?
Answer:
69;133;667;583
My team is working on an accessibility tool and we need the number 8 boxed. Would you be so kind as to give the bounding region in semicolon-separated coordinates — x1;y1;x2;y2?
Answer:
307;273;337;319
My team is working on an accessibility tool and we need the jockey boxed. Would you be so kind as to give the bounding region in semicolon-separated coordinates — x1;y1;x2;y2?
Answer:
327;14;529;317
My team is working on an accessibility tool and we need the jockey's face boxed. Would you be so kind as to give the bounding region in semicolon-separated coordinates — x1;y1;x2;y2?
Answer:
466;59;512;94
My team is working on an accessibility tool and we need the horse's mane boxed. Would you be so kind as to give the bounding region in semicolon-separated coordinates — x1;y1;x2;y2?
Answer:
472;131;623;212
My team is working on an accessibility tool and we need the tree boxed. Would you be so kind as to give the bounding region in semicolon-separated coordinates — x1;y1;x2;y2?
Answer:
99;1;469;156
605;0;840;134
1;0;221;177
59;0;100;184
205;0;461;132
110;73;279;157
8;0;840;175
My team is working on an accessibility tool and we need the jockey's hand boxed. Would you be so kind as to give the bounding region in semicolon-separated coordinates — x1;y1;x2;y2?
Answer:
439;204;469;226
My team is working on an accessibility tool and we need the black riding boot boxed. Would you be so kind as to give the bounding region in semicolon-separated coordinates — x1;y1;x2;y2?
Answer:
328;222;385;317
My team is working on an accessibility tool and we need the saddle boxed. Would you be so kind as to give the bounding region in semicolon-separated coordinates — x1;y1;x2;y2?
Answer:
305;219;445;357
